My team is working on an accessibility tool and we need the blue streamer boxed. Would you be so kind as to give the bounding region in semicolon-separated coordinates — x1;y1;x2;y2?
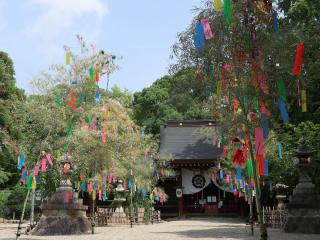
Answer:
219;170;224;179
278;143;283;159
273;12;279;32
93;180;98;190
140;130;144;137
141;190;147;200
128;180;132;189
278;98;289;123
18;153;25;170
194;22;205;50
236;167;242;181
261;113;269;139
269;181;273;192
36;175;40;184
95;91;100;103
21;168;27;181
264;160;269;176
81;180;86;192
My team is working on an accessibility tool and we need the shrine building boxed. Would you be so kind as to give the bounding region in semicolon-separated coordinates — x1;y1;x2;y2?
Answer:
155;120;246;218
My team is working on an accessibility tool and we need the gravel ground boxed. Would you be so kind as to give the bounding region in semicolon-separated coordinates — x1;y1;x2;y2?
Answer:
0;218;318;240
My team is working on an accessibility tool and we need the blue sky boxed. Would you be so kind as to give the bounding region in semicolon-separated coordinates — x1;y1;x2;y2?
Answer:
0;0;200;94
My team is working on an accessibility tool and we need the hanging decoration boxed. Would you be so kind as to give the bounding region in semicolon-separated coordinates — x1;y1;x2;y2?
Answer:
277;79;286;102
301;90;307;112
89;67;94;80
293;43;304;76
223;0;232;26
17;153;25;170
21;167;27;184
201;18;213;40
264;160;269;176
95;91;100;104
246;159;253;178
278;143;283;159
272;12;279;32
194;21;205;50
214;0;223;12
277;98;289;123
261;113;269;139
66;52;70;65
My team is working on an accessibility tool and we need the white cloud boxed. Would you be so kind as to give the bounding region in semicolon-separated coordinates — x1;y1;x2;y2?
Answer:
24;0;108;39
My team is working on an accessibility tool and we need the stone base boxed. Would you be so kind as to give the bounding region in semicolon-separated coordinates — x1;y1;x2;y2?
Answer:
31;215;91;235
283;214;320;234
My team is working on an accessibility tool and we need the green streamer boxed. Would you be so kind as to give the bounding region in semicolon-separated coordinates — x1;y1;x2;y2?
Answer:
88;67;94;80
223;190;226;198
27;176;32;190
253;97;259;111
67;122;73;136
63;143;69;153
223;0;232;26
55;96;62;107
87;116;93;124
277;79;286;102
243;95;248;107
246;159;253;178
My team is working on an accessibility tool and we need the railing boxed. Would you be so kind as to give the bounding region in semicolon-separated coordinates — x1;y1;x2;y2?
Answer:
94;207;161;226
262;206;288;228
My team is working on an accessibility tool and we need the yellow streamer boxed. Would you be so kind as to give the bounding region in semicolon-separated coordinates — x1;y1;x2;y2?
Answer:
32;176;37;190
214;0;223;11
66;52;70;65
301;90;307;112
92;190;96;200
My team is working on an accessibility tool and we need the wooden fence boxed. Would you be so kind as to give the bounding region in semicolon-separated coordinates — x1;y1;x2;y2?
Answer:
262;206;288;228
94;207;161;226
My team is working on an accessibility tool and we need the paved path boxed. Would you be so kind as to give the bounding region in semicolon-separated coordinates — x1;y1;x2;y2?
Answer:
0;218;318;240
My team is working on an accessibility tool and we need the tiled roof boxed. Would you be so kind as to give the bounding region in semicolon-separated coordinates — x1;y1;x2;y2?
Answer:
159;120;222;160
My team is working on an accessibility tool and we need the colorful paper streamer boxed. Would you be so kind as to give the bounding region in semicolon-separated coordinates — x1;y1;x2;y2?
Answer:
214;0;223;11
264;160;269;176
293;43;304;76
261;113;269;139
301;90;307;112
223;0;232;26
194;21;205;50
201;18;213;40
277;98;289;123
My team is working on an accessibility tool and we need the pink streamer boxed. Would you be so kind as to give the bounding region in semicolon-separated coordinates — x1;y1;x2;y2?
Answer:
81;119;85;128
98;190;102;200
41;158;46;172
90;119;95;129
46;154;53;166
226;174;230;183
201;18;213;40
254;128;264;155
101;131;106;144
34;163;40;176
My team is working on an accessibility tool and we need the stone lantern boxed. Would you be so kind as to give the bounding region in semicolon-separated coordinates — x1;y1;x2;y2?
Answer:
283;137;320;233
32;154;91;235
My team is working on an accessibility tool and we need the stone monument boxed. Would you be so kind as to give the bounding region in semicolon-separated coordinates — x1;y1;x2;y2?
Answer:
32;154;91;235
283;137;320;233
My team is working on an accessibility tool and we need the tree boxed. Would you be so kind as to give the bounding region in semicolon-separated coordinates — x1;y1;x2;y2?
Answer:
0;51;24;189
133;68;212;135
23;36;160;204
